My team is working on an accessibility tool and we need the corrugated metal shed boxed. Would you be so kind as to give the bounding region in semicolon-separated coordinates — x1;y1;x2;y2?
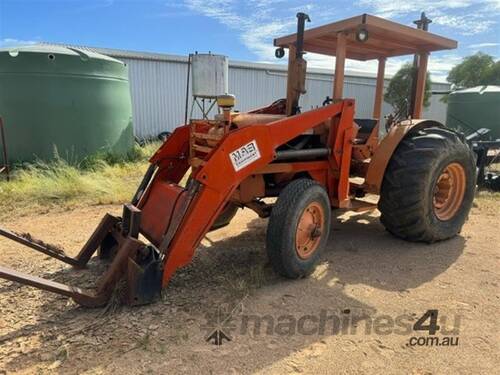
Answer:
42;44;451;139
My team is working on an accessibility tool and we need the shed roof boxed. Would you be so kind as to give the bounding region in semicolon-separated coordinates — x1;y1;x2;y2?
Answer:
35;42;386;78
274;14;457;61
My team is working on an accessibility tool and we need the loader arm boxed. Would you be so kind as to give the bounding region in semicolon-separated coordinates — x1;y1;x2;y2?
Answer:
153;100;353;286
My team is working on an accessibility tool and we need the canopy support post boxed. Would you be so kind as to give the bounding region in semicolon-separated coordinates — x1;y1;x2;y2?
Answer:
412;52;428;119
373;57;386;120
333;32;346;100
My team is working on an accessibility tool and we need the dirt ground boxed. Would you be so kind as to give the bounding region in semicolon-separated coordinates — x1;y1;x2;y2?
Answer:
0;199;498;374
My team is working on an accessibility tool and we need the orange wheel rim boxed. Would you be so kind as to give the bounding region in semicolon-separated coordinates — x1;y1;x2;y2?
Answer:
295;202;325;259
433;162;466;221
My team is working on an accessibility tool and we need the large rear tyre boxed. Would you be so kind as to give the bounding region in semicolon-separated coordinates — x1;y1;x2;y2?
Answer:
266;179;331;278
379;127;476;243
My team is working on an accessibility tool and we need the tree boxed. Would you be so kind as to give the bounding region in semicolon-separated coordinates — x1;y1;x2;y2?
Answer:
447;52;499;88
485;60;500;85
384;63;432;117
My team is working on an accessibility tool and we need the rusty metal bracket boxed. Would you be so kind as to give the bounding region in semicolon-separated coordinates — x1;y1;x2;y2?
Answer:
121;204;141;238
126;246;162;305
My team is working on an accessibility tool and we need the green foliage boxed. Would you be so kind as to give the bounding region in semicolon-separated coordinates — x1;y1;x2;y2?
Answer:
447;52;500;88
384;63;432;116
0;142;162;219
485;61;500;85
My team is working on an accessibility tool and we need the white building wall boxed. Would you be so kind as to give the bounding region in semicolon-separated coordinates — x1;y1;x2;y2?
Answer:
119;56;450;139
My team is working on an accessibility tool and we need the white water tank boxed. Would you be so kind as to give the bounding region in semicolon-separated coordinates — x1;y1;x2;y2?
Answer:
191;53;228;98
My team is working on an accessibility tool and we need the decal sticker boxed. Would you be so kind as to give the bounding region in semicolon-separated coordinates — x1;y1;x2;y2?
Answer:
229;140;261;172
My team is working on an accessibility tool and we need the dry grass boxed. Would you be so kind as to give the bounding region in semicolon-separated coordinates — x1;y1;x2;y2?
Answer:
472;190;500;217
1;141;498;221
476;190;500;201
0;142;161;220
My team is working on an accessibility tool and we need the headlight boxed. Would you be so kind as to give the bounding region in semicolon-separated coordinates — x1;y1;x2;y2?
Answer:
275;47;285;59
356;28;369;43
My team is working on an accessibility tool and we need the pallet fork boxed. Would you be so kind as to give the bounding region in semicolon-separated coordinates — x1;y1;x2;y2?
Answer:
0;207;160;307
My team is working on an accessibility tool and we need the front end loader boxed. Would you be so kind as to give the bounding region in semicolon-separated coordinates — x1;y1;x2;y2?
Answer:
0;13;476;307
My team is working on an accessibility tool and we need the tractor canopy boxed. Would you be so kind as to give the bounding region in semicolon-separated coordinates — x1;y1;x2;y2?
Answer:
274;13;457;120
274;13;457;61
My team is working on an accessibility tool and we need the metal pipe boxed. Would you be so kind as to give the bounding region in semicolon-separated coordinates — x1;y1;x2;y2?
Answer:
409;12;432;117
184;54;192;125
274;148;330;161
131;164;157;206
295;13;311;58
286;13;311;116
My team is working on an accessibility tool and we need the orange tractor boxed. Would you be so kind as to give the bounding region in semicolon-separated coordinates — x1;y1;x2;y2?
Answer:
0;13;476;307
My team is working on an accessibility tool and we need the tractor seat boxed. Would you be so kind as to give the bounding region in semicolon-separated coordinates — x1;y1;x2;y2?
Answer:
354;118;378;144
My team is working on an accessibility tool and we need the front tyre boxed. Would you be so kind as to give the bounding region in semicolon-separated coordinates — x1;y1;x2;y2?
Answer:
266;179;331;278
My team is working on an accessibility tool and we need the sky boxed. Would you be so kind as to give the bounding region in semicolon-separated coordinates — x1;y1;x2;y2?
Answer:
0;0;499;82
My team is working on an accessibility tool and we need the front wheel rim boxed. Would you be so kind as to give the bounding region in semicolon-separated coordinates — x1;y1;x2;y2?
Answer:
295;202;325;259
433;162;466;221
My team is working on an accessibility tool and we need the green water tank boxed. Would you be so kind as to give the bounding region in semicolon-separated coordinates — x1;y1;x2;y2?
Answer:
0;45;134;163
446;86;500;140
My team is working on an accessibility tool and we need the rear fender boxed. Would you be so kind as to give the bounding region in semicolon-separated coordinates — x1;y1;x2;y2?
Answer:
364;119;445;193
